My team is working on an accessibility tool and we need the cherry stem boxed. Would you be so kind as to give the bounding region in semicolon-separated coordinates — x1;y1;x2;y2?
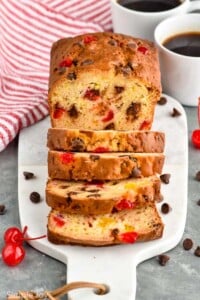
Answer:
21;226;46;241
23;234;47;242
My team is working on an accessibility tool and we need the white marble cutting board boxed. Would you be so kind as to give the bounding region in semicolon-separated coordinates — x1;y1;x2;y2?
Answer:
18;94;188;300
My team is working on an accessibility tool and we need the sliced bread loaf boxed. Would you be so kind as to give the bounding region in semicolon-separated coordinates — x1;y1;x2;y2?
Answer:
47;204;164;246
46;176;162;215
48;151;165;181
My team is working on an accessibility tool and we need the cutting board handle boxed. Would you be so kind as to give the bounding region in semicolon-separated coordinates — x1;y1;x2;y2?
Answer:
66;251;137;300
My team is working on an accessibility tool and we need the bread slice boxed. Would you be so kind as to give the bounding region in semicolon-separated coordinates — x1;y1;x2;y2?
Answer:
47;205;164;246
47;128;165;153
46;176;162;215
48;151;165;181
48;32;161;131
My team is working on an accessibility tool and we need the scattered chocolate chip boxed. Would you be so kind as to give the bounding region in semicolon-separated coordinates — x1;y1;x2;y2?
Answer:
158;96;167;105
111;228;119;237
73;59;78;66
58;67;66;75
68;104;79;118
183;238;193;250
161;203;171;214
29;192;41;203
194;246;200;257
88;221;93;227
126;102;141;121
195;171;200;181
67;72;77;80
90;154;100;161
0;205;6;215
197;199;200;206
23;171;34;180
71;138;85;151
171;107;181;117
131;167;142;178
160;173;171;184
81;59;94;66
104;123;115;130
158;254;170;266
53;67;58;72
114;86;125;94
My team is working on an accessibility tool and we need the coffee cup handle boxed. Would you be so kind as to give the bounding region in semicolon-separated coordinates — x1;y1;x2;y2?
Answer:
187;1;200;12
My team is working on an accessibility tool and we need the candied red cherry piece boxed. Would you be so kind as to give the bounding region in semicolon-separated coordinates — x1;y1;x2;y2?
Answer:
84;89;100;101
192;98;200;149
192;130;200;149
119;231;138;243
83;35;97;44
102;110;114;122
53;108;65;119
2;243;25;267
116;199;136;211
61;152;75;164
93;147;110;153
138;46;148;54
53;215;65;227
59;58;73;68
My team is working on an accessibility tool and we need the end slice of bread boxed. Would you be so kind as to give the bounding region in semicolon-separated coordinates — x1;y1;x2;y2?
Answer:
47;205;164;246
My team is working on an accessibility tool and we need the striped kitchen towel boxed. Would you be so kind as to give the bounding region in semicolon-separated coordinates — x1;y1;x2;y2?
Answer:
0;0;112;152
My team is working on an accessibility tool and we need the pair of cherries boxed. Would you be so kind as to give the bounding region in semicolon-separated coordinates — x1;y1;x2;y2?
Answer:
1;226;46;267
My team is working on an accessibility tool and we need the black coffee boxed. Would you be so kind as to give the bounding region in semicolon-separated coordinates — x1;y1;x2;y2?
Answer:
163;32;200;57
118;0;181;12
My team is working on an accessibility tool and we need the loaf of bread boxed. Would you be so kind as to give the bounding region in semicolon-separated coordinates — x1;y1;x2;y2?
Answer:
47;128;165;153
46;175;162;215
48;32;161;131
47;204;164;246
48;151;165;181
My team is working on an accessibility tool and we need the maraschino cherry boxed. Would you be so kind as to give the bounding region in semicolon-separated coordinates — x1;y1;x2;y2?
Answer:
192;98;200;149
2;226;46;267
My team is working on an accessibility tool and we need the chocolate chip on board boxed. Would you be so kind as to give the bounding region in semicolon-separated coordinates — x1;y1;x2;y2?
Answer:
29;192;41;203
158;254;170;266
194;246;200;257
197;199;200;206
171;107;181;117
161;203;171;214
23;171;34;180
158;96;167;105
0;205;6;215
195;171;200;181
160;173;171;184
183;238;193;250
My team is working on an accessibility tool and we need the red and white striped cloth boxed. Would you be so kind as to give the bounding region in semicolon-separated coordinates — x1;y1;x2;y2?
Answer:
0;0;112;152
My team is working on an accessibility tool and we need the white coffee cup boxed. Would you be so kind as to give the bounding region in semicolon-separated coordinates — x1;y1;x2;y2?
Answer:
110;0;200;41
154;13;200;106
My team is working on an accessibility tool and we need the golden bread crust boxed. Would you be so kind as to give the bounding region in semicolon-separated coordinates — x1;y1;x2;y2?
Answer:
47;128;165;153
